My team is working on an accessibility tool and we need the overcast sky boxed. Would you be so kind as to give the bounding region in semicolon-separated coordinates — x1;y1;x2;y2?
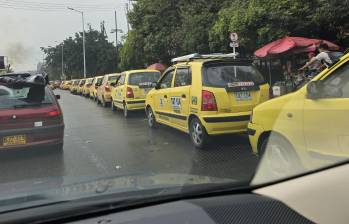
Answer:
0;0;129;71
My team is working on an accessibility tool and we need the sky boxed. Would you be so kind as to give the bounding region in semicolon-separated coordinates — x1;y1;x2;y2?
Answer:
0;0;129;71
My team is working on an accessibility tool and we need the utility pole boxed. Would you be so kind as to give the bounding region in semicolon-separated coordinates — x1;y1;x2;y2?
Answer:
68;7;87;78
125;3;130;32
114;11;118;67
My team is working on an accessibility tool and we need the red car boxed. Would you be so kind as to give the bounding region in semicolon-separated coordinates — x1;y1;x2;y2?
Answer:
0;73;64;150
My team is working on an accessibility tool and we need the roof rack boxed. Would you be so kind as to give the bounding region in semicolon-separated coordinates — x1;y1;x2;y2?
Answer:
171;53;239;63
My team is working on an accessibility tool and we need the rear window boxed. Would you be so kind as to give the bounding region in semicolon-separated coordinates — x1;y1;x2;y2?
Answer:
203;64;266;88
128;72;161;85
0;86;53;109
108;75;118;81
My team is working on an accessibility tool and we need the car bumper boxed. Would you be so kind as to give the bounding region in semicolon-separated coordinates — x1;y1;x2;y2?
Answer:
200;112;251;135
126;100;146;110
104;93;112;102
0;124;64;150
247;122;264;153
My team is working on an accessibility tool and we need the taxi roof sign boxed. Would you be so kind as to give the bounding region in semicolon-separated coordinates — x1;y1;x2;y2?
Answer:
171;53;239;63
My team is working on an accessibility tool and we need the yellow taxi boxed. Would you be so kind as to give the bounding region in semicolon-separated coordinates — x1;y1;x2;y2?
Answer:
77;79;86;95
70;79;80;94
97;73;120;107
145;53;270;148
82;78;94;97
111;69;161;117
90;76;104;100
61;81;71;90
248;52;349;175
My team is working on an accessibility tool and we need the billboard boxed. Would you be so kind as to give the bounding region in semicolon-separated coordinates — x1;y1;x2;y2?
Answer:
0;56;5;69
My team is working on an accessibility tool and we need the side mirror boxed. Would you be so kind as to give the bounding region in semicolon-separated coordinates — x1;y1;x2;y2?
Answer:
55;94;61;100
154;83;160;90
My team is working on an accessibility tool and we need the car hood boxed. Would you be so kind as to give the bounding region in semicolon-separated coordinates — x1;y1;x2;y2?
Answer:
0;173;236;213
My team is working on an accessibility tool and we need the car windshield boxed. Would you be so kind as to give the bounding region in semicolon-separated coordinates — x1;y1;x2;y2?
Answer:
128;72;160;85
0;0;348;220
203;64;266;88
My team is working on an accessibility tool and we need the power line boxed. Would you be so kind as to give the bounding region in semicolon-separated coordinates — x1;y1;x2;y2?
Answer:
0;0;122;12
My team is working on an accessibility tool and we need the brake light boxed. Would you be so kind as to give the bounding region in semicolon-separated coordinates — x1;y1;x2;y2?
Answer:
48;109;61;117
201;90;217;111
105;85;111;92
126;87;134;98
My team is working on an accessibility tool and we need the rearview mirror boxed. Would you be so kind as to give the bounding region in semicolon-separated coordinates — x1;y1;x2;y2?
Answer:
55;94;61;100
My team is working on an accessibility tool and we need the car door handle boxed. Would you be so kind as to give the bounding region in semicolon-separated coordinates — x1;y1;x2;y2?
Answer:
164;95;167;99
182;94;186;98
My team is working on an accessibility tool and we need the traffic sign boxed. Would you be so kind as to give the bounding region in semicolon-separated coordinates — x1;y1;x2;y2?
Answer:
230;42;239;48
230;32;238;42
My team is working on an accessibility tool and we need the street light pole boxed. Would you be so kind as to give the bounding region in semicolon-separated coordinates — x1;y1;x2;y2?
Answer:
68;7;87;78
115;11;118;64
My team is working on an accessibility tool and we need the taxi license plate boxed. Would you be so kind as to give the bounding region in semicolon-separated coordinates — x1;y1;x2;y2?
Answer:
235;92;252;101
2;135;27;146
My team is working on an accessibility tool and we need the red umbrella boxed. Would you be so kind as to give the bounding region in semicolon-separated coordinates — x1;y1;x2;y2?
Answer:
147;63;167;72
255;36;340;58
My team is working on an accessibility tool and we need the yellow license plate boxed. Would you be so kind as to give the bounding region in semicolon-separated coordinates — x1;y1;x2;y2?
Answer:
3;135;27;146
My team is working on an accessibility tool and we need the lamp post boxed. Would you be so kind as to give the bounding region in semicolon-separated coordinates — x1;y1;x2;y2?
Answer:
110;11;123;69
68;7;86;78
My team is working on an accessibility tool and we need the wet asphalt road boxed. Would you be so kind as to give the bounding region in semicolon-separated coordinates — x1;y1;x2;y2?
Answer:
0;89;259;191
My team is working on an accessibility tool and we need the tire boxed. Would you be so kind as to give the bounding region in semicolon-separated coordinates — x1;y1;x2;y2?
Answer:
259;134;303;178
189;118;209;149
111;101;117;112
146;107;157;128
123;103;129;118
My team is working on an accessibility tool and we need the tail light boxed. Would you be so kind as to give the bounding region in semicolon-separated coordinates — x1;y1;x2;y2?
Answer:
126;87;134;98
201;90;217;111
48;107;61;117
105;85;111;92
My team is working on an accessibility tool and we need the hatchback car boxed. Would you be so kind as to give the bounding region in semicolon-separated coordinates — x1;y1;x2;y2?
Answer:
0;73;64;150
111;69;161;117
77;79;86;95
145;53;270;148
90;76;104;100
96;73;120;107
82;78;94;97
248;52;349;175
69;80;79;94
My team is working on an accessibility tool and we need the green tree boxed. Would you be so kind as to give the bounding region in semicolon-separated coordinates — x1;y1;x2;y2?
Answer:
42;24;118;80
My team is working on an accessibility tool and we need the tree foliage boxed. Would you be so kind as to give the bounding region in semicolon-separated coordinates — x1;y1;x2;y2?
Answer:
43;24;119;80
120;0;349;69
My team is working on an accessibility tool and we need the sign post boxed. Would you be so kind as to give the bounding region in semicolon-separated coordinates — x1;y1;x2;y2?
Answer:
229;33;239;77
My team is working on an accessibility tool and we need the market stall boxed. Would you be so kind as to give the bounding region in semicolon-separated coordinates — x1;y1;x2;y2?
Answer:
254;36;340;97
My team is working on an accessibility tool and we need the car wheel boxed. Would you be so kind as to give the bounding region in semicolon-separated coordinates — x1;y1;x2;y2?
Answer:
111;101;117;112
189;118;209;149
123;103;128;118
259;134;303;178
146;107;157;128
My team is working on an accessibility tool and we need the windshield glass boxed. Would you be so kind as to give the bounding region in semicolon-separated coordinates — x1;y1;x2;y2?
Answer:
0;0;348;219
128;72;161;85
203;64;266;88
108;75;118;81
